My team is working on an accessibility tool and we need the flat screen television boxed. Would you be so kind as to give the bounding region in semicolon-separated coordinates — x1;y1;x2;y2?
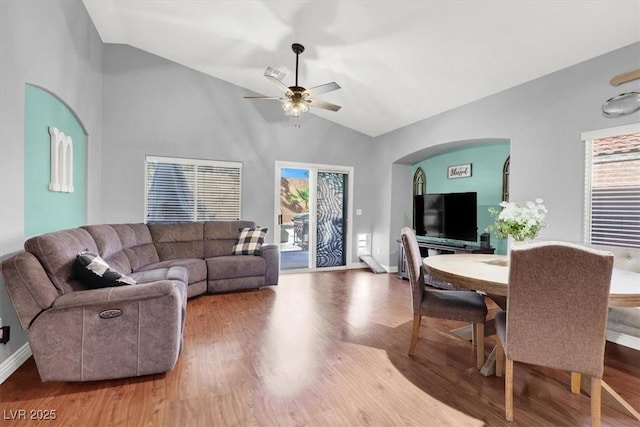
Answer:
414;192;477;242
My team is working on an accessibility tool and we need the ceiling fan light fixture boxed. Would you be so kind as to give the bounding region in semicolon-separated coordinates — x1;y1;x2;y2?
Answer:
282;100;309;118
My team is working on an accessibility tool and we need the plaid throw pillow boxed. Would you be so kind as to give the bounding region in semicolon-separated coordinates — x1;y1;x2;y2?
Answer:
232;227;268;255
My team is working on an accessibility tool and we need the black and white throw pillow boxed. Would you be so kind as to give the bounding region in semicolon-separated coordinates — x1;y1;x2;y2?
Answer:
232;227;268;256
74;250;137;289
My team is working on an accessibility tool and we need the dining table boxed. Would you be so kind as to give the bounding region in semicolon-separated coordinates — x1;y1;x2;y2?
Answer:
423;253;640;421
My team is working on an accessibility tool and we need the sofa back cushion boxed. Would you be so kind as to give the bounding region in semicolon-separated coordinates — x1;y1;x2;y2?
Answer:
204;220;256;258
110;224;160;271
148;222;204;261
83;225;132;274
0;252;60;329
24;228;98;294
591;245;640;273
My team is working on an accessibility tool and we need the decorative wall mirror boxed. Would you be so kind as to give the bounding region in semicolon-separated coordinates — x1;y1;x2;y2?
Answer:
413;167;426;196
502;156;510;202
413;167;426;231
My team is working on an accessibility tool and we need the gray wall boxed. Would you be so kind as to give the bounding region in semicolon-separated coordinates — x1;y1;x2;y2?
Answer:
0;0;103;371
371;42;640;267
101;45;378;255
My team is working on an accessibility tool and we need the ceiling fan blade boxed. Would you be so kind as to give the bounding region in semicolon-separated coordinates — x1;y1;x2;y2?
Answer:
244;96;283;100
610;69;640;86
264;66;286;83
304;82;341;96
264;75;293;96
305;98;342;112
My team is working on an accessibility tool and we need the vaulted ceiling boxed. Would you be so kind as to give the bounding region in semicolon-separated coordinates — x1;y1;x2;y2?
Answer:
83;0;640;137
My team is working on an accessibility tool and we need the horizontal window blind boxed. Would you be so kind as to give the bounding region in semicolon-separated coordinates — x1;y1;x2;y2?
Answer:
145;156;242;224
585;130;640;248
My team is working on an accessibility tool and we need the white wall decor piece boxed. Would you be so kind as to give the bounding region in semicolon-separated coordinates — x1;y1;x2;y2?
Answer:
447;163;472;179
48;126;73;193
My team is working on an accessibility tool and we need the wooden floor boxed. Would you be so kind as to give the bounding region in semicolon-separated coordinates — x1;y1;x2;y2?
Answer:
1;270;639;426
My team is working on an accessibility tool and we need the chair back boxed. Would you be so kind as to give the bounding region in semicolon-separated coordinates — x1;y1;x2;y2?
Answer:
400;227;425;315
506;241;614;377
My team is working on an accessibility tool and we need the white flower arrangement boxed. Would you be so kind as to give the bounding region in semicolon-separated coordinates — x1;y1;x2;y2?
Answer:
487;198;548;241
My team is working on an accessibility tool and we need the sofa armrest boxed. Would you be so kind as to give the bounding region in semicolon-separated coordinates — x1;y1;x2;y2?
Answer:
53;280;185;309
260;244;279;286
29;280;186;382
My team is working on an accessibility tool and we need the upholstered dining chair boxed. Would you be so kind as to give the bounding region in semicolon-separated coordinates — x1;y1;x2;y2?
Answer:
494;241;614;426
400;227;488;368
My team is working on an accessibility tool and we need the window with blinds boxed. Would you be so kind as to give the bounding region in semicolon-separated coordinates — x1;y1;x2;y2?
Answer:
583;125;640;248
145;156;242;224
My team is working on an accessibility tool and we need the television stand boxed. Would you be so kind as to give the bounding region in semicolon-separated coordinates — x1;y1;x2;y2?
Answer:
396;239;495;287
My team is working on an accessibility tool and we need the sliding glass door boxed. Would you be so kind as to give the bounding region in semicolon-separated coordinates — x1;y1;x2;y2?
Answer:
316;171;348;268
276;162;352;271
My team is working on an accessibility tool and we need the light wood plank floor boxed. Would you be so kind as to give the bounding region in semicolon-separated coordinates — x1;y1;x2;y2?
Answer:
1;270;639;426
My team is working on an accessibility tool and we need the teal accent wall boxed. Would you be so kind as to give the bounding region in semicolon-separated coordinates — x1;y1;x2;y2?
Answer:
411;141;510;253
24;85;86;237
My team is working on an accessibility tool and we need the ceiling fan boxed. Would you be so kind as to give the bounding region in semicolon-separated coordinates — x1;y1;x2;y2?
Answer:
602;69;640;118
245;43;341;121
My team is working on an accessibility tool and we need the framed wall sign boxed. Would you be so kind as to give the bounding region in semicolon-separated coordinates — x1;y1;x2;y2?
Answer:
447;163;472;179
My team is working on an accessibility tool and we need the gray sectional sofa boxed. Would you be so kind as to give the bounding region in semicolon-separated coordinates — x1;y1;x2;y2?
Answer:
0;220;279;382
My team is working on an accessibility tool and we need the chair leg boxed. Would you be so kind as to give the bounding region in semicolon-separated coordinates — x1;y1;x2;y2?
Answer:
505;358;514;422
475;323;485;369
409;315;422;356
495;338;504;377
571;372;582;394
471;323;477;347
591;377;602;427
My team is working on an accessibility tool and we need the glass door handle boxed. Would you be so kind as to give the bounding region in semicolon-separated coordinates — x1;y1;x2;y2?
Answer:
278;214;283;225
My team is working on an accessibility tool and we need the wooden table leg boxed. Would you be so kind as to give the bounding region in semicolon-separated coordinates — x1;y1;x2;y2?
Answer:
579;375;640;421
451;319;496;340
479;346;497;377
450;320;498;377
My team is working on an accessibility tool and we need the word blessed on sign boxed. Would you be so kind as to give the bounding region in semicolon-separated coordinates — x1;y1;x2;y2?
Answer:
447;163;472;179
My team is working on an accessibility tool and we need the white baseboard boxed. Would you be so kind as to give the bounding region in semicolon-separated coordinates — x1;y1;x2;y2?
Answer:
382;264;397;273
350;262;368;269
354;259;397;273
0;343;32;384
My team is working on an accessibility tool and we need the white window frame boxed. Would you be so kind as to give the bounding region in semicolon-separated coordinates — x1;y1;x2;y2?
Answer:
581;123;640;248
144;155;242;223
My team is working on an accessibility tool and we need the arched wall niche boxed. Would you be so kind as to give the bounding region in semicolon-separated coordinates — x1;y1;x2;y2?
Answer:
391;137;511;254
27;84;89;135
24;83;89;237
394;137;510;165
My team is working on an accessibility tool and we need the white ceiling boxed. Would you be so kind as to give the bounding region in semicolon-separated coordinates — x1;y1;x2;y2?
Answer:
83;0;640;137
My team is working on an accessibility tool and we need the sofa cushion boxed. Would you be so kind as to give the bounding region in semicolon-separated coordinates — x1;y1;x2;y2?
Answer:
74;251;137;289
204;220;255;257
25;228;100;294
83;224;132;274
130;266;188;285
591;244;640;274
207;255;266;280
232;227;268;255
148;222;204;260
137;258;207;285
110;224;160;271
